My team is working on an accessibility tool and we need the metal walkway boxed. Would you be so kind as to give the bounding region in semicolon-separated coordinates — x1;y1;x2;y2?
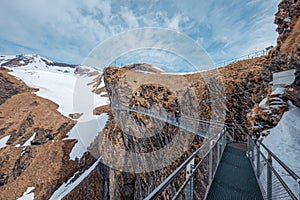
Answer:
206;142;263;200
144;127;300;200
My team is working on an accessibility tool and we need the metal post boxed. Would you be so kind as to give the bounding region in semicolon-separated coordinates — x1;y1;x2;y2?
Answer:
217;134;220;162
267;153;272;200
190;164;194;200
251;139;254;164
247;135;250;157
223;130;226;151
298;181;300;200
209;141;213;184
185;159;194;200
256;144;260;177
222;129;227;151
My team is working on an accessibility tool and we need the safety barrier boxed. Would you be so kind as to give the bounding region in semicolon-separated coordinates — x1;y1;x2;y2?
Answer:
144;128;227;200
213;49;267;68
248;137;300;200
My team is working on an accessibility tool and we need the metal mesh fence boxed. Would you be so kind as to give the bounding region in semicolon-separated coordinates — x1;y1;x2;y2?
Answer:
145;130;227;200
248;138;298;200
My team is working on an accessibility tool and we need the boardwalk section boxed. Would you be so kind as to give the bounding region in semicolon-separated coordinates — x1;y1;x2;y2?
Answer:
206;143;263;200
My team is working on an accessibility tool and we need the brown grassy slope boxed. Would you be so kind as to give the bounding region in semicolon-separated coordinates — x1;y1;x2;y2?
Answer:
281;16;300;59
0;67;32;105
0;69;94;200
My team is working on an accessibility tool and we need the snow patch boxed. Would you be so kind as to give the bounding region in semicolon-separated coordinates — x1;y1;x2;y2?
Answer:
271;87;285;95
20;148;26;157
9;69;76;117
0;135;10;149
99;76;105;88
263;101;300;195
259;98;267;107
17;187;35;200
49;157;102;200
23;133;36;146
67;114;108;160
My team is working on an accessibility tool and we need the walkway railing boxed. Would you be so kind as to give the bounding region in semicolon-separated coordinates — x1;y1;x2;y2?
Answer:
213;49;267;68
144;128;227;200
247;137;300;200
112;105;220;138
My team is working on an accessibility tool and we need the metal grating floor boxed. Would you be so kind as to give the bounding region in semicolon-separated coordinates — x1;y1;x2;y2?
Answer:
206;143;263;200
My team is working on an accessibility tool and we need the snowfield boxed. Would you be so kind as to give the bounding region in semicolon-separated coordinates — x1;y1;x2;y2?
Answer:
2;55;109;160
67;113;108;160
263;101;300;196
10;69;77;117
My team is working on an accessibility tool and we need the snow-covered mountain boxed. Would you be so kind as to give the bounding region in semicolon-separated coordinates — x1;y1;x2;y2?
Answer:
0;55;112;199
1;55;107;118
1;54;110;160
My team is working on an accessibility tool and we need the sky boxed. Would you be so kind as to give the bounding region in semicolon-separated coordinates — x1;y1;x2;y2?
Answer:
0;0;280;68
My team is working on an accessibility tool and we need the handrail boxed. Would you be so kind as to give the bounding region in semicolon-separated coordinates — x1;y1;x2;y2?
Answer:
112;104;230;129
172;131;225;200
111;49;268;69
248;137;299;200
172;146;212;200
259;141;300;184
111;105;213;138
144;128;226;200
252;140;297;199
213;49;267;68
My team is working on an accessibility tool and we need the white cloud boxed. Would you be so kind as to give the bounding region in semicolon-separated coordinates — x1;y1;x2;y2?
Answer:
120;7;139;29
164;14;188;31
0;0;280;65
201;0;279;63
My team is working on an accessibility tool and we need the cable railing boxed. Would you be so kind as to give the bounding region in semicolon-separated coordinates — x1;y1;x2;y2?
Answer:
213;49;268;68
247;136;300;200
144;128;227;200
111;105;227;139
110;48;271;70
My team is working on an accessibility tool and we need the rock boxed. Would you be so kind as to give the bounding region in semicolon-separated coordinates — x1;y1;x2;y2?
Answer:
68;113;83;119
31;128;53;145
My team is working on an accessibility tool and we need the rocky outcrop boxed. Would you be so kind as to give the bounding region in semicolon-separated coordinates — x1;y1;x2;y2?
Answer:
245;0;300;138
0;55;33;68
274;0;300;51
247;92;289;138
217;58;269;140
265;0;300;106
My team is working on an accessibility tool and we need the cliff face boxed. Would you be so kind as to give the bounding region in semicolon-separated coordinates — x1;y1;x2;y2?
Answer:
265;0;300;106
76;56;266;199
247;0;300;137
